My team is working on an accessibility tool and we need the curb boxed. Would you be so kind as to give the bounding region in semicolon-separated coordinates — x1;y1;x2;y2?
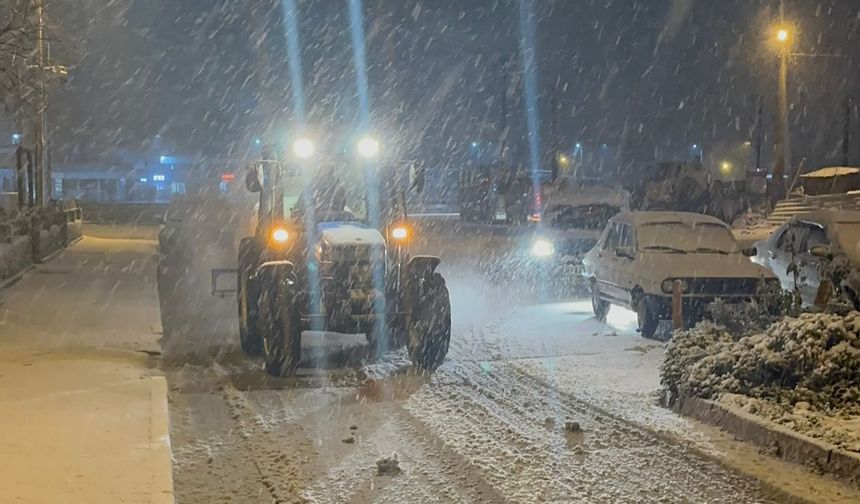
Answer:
676;395;860;488
0;264;34;291
148;375;176;504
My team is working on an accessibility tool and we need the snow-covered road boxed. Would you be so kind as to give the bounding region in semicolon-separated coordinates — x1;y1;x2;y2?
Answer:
165;234;860;503
3;226;855;503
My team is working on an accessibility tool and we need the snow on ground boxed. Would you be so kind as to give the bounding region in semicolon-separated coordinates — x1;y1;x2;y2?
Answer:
0;233;162;353
0;227;173;504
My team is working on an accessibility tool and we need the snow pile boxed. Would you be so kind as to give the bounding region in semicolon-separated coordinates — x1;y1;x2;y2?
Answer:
663;313;860;450
663;312;860;414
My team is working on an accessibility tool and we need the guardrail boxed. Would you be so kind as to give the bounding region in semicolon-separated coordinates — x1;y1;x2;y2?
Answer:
0;200;84;284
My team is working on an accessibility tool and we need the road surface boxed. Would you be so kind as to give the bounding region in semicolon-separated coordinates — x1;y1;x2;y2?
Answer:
164;233;859;504
3;225;857;503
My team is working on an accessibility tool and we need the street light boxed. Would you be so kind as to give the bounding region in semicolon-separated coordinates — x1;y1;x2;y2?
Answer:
776;29;789;43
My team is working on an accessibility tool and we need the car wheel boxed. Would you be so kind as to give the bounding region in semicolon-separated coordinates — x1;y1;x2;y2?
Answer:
261;274;302;377
636;295;660;340
407;273;451;372
238;241;262;355
591;282;610;322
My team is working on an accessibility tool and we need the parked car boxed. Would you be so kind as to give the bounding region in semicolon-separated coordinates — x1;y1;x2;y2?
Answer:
521;186;628;297
752;210;860;308
582;211;779;339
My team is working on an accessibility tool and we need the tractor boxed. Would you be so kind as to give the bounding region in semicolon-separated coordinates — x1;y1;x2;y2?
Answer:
226;136;451;376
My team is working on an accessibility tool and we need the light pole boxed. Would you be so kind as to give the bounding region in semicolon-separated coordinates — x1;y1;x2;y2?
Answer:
772;24;793;199
34;0;46;205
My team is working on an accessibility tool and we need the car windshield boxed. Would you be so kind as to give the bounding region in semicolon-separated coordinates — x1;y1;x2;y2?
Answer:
638;222;739;254
547;204;619;230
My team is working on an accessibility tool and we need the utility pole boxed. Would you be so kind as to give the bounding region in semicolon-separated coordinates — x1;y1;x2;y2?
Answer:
843;97;851;166
770;1;792;201
773;46;790;196
33;0;47;206
754;95;763;171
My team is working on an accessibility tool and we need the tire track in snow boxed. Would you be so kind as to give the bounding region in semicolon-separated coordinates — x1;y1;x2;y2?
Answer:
398;360;781;503
220;385;314;503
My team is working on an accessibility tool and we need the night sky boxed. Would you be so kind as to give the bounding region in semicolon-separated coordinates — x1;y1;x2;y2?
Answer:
46;0;860;172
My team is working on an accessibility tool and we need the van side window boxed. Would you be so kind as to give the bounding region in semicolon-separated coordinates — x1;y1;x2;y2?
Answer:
619;224;634;248
603;223;620;250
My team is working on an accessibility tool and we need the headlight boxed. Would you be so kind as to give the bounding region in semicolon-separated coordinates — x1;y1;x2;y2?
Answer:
390;224;410;242
531;239;555;258
292;137;315;159
661;278;689;294
356;136;380;158
271;227;290;244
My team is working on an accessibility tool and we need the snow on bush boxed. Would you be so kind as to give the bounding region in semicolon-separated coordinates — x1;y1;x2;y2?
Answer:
662;312;860;412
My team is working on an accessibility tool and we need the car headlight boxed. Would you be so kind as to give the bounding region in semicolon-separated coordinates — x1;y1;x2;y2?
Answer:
661;278;689;294
531;239;555;258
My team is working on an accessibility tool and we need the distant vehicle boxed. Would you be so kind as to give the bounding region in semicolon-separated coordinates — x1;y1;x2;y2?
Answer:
752;210;860;308
582;211;778;339
527;185;629;291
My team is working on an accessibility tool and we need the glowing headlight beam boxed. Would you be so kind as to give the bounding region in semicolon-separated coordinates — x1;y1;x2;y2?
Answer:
531;239;555;258
348;0;370;125
292;137;315;159
281;0;306;124
519;0;543;217
356;136;380;158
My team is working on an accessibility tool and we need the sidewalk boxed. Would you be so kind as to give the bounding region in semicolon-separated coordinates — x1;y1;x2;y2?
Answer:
0;233;173;503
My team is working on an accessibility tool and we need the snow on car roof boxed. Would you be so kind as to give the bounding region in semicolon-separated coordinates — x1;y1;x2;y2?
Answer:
614;211;729;227
792;209;860;226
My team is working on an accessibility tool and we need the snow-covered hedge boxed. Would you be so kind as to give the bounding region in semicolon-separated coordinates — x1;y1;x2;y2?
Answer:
662;312;860;412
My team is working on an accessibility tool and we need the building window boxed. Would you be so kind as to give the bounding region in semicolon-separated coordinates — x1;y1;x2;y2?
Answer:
170;182;186;194
54;177;63;197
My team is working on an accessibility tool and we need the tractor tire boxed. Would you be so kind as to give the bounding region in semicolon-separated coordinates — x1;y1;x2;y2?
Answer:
591;282;609;322
636;295;661;340
261;274;302;377
407;272;451;372
237;240;262;356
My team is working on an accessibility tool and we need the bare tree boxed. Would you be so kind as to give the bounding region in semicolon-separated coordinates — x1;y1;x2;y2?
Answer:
0;0;37;122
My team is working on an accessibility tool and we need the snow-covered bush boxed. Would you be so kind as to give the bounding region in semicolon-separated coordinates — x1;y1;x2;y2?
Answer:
662;312;860;412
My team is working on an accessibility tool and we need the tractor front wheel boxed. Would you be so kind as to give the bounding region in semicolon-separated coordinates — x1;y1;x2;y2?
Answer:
260;273;302;377
407;273;451;372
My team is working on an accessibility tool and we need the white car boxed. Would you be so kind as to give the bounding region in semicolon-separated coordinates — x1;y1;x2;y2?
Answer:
582;211;779;339
753;210;860;308
529;186;630;261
